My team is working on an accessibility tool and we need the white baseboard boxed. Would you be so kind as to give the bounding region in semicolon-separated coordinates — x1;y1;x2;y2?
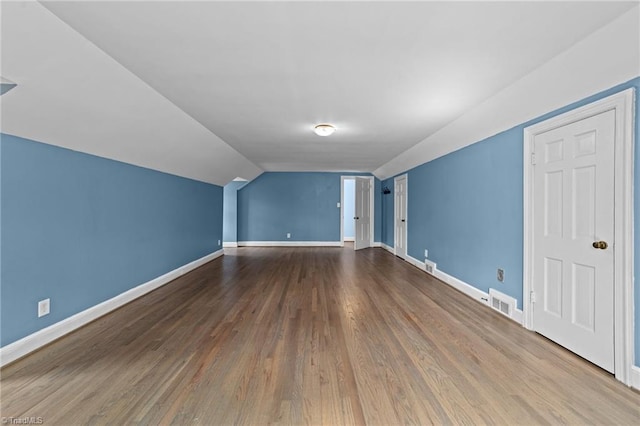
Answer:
631;366;640;390
344;237;355;242
0;249;224;367
223;242;238;248
381;243;394;253
512;308;524;324
432;269;524;325
406;254;482;302
237;241;342;247
380;249;524;326
432;268;490;306
406;254;426;270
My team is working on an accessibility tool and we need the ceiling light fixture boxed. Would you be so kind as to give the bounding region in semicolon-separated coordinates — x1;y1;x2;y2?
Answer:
314;124;336;136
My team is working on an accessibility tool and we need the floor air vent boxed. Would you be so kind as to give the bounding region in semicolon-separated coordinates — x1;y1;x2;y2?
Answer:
488;288;516;319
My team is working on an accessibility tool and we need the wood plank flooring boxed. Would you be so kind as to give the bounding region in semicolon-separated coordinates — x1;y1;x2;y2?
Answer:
1;246;639;425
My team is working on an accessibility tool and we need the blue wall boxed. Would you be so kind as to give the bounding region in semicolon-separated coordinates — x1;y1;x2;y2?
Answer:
381;178;394;248
237;172;381;243
238;172;341;242
343;179;355;239
399;77;640;365
408;131;523;304
223;180;248;243
1;134;223;347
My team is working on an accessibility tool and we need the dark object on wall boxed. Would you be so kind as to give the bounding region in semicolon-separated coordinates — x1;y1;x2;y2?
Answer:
382;186;391;195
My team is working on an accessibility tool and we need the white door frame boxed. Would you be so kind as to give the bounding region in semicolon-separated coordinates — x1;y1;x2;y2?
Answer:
340;176;374;248
394;174;408;259
523;88;635;385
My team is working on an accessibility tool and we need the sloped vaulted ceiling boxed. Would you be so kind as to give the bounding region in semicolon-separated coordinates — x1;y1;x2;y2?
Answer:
0;1;263;186
1;1;638;184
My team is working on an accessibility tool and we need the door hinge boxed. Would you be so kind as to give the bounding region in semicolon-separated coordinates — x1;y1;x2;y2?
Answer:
530;291;536;303
531;152;536;165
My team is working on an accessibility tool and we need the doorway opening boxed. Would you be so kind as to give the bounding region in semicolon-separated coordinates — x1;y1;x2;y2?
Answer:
340;176;374;250
342;178;355;242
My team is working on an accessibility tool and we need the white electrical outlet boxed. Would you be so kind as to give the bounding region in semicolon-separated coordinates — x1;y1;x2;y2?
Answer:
337;202;341;208
286;233;291;239
38;298;50;317
424;249;428;258
218;239;221;246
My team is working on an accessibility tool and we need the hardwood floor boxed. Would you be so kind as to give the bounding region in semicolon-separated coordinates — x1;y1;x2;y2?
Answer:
1;246;638;425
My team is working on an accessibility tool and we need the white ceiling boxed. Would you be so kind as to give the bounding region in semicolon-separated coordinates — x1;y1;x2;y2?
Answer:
1;1;637;184
0;1;262;185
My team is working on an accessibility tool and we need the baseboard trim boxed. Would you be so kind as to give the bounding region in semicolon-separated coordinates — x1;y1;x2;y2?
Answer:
372;241;381;247
630;366;640;390
0;249;224;368
512;308;524;325
344;237;355;242
403;254;488;304
222;242;238;248
381;243;394;253
406;254;426;270
433;269;524;325
237;241;342;247
432;268;489;305
381;250;524;326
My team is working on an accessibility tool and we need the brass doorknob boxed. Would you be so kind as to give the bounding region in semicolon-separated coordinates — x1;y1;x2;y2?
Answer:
592;241;608;249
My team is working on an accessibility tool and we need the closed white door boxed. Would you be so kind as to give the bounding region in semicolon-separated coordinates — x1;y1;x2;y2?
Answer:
394;175;407;259
532;109;615;372
354;177;371;250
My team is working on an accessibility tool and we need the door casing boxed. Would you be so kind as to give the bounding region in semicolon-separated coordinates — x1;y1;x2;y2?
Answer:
523;88;635;385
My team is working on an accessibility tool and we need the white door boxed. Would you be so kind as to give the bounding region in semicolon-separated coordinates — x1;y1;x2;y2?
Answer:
532;109;615;372
354;177;371;250
394;175;407;259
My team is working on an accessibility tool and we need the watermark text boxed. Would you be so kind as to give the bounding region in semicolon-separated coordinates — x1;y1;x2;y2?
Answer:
1;417;44;425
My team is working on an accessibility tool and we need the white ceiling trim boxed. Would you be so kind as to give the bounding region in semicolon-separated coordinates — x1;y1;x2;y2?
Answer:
374;6;640;180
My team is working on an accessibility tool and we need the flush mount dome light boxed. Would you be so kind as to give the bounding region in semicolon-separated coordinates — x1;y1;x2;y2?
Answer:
314;124;336;136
